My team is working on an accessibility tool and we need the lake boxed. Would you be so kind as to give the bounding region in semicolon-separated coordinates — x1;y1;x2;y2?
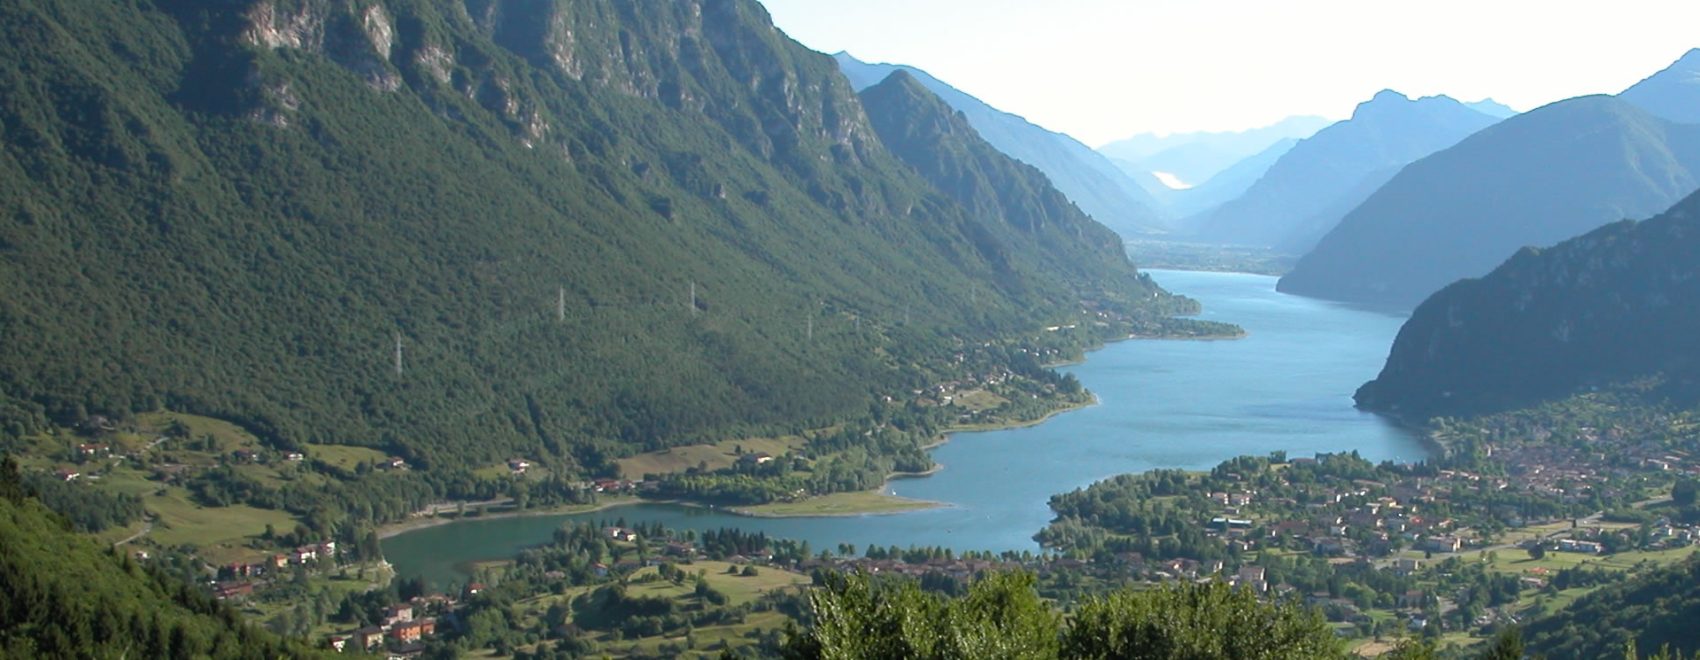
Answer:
384;270;1431;588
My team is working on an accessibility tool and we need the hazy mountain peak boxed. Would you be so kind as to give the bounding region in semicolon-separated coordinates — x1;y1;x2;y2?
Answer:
1620;47;1700;124
1368;88;1410;103
1189;88;1499;249
1279;93;1700;308
1352;90;1476;121
1466;98;1519;118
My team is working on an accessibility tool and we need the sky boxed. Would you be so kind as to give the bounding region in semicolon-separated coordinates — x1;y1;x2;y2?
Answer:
758;0;1700;146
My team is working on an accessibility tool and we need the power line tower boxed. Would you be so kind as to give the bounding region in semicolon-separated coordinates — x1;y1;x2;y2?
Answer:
393;332;403;377
558;286;566;323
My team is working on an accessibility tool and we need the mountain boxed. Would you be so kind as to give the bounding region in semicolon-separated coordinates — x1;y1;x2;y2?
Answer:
1154;138;1303;224
1280;95;1700;308
1465;98;1519;119
857;71;1143;287
832;52;1166;236
1188;91;1500;249
1354;189;1700;419
0;460;325;657
1098;115;1331;189
0;0;1185;477
1619;49;1700;124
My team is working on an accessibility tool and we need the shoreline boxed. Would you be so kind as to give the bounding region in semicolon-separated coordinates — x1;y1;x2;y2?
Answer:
729;397;1102;519
378;307;1239;534
377;497;648;540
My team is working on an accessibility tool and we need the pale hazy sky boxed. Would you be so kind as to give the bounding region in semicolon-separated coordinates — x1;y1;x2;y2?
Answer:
758;0;1700;146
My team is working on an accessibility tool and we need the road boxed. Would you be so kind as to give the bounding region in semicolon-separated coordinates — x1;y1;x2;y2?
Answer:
112;518;154;548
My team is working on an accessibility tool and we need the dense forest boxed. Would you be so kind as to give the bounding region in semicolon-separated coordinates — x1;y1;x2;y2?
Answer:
0;457;326;658
1356;188;1700;420
0;0;1219;491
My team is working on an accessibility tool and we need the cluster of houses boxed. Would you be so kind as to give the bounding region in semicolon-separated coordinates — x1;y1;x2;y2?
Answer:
328;602;443;654
1190;476;1470;562
585;478;645;493
213;540;341;596
910;369;1017;408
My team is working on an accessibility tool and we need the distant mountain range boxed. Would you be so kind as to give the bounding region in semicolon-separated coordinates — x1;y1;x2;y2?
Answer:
1618;48;1700;124
1186;90;1502;250
1355;189;1700;419
834;52;1166;237
1279;94;1700;308
1132;138;1305;220
1098;116;1330;188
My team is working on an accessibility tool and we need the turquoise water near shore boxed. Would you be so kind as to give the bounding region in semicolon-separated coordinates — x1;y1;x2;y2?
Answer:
385;270;1430;587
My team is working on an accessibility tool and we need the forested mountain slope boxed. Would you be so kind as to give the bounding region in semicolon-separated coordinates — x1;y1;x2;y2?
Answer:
834;52;1166;237
0;458;326;657
858;71;1158;289
1355;190;1700;419
0;0;1190;474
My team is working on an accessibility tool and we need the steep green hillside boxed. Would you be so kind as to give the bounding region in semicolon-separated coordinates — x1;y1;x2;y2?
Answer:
1356;190;1700;419
834;52;1166;237
1281;95;1700;309
0;0;1199;477
1522;556;1700;658
859;71;1183;299
0;457;326;657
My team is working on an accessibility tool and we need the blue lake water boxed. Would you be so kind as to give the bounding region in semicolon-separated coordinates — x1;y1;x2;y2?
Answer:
385;270;1430;587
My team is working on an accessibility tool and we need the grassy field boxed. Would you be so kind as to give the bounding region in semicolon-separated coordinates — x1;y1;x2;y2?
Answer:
145;486;298;562
304;443;388;471
1485;544;1699;575
616;436;806;479
619;610;792;658
951;389;1009;413
505;561;812;658
734;490;941;517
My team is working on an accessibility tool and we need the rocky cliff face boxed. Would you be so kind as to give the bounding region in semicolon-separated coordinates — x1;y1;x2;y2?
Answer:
1356;191;1700;419
224;0;885;181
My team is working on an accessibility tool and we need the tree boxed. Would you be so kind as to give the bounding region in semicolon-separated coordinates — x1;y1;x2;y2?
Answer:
1478;626;1523;660
783;570;1058;659
1528;544;1546;561
784;572;1344;660
1062;580;1345;659
1673;478;1698;508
